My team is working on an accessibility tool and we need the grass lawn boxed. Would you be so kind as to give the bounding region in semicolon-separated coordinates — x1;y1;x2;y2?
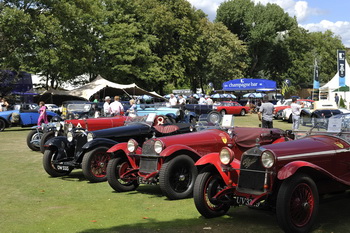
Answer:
1;114;349;233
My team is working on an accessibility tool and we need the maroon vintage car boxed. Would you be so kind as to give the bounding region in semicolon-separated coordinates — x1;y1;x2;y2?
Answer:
193;113;350;233
106;119;292;200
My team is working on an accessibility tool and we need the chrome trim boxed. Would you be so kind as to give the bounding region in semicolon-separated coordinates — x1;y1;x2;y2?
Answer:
277;149;349;161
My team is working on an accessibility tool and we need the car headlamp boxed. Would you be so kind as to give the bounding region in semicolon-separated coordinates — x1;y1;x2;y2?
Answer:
87;132;95;142
67;131;74;142
127;139;138;153
68;123;74;131
154;140;164;154
176;110;180;116
261;150;275;168
219;147;234;165
55;122;61;131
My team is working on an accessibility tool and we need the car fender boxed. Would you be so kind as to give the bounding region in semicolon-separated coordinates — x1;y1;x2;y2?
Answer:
196;153;240;185
45;136;71;160
107;142;141;168
277;160;331;180
82;138;119;151
159;144;200;160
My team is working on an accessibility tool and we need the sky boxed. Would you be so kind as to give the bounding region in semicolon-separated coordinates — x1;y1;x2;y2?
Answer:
187;0;350;47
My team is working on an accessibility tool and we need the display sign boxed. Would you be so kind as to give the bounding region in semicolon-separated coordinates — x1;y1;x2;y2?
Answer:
222;79;276;91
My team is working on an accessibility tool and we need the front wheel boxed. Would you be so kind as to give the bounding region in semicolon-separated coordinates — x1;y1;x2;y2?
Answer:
107;157;139;192
43;149;72;177
26;129;43;151
240;109;246;116
40;131;56;153
0;118;6;131
193;170;230;218
82;146;110;183
276;173;319;233
159;155;197;200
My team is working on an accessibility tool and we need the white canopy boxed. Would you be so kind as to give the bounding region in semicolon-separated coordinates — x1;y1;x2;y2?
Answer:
40;75;164;101
319;59;350;104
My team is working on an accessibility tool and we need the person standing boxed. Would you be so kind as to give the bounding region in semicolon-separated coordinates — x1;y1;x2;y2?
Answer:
127;99;137;117
37;101;48;125
109;96;124;116
187;95;198;104
205;95;214;105
178;95;186;105
103;96;111;116
258;96;274;128
291;97;304;130
335;93;339;106
169;94;178;106
198;95;206;105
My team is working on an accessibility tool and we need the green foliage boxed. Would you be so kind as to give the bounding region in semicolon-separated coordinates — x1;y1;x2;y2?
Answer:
339;95;346;108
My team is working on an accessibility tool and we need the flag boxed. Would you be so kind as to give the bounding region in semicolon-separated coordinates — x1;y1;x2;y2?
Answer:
313;59;319;89
338;50;346;86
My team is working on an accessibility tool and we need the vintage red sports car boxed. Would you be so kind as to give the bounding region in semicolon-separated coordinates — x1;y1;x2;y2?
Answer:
193;113;350;233
106;117;292;200
213;102;250;116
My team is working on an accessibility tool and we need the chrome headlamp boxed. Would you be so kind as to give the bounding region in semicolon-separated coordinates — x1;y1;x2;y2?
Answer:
176;110;180;116
87;132;95;142
261;150;275;168
127;139;138;153
154;140;164;154
67;131;74;142
55;122;61;131
219;147;234;165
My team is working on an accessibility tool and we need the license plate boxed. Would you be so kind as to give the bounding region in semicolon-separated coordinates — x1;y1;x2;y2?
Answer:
56;165;70;171
236;196;253;205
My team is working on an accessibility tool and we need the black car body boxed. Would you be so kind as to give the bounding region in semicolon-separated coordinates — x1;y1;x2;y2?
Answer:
42;115;192;182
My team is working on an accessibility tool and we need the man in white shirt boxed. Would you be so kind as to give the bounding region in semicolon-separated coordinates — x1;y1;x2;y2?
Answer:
198;95;206;105
109;96;124;116
169;94;178;106
103;96;111;116
291;97;304;130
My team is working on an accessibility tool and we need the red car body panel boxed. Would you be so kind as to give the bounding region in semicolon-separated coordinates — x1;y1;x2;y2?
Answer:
215;102;250;115
65;116;128;131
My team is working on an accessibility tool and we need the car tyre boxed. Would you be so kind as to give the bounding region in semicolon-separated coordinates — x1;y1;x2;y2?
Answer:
159;154;197;200
26;129;43;151
240;109;246;116
82;146;110;183
43;149;72;177
0;118;6;131
40;131;56;153
107;157;139;192
276;173;319;233
193;169;230;218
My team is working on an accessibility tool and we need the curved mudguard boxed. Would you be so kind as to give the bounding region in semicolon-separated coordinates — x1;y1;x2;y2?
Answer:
107;142;141;169
195;152;240;186
159;144;200;159
44;136;72;160
82;138;120;151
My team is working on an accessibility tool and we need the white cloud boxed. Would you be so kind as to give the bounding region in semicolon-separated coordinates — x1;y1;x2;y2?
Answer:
301;20;350;47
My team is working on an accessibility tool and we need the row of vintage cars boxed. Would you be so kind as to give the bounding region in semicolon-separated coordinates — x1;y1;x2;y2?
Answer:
25;101;350;233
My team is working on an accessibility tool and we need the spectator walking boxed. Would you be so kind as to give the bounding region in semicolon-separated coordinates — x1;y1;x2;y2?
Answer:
291;97;304;130
335;93;339;106
258;96;274;128
109;96;124;116
187;95;198;104
103;96;111;116
37;101;48;125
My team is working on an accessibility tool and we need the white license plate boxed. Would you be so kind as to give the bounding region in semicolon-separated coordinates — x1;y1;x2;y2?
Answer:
236;196;261;207
56;165;70;171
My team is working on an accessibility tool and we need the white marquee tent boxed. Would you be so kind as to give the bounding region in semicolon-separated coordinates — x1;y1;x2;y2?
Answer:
319;59;350;104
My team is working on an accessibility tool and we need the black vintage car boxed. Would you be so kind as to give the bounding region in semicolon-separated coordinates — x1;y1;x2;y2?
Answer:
42;115;193;182
184;104;220;124
300;100;342;126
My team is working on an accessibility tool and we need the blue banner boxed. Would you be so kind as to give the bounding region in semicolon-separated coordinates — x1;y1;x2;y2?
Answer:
313;59;319;89
338;50;346;86
222;79;276;91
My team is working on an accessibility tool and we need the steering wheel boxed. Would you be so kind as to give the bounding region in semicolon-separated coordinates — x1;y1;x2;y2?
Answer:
155;116;165;125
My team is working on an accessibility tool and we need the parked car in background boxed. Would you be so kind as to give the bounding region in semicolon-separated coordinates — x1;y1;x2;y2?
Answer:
213;101;250;116
136;103;182;123
106;115;292;200
42;114;188;183
300;100;342;126
273;99;292;119
0;104;59;131
60;100;104;120
45;104;60;114
282;99;314;123
193;113;350;233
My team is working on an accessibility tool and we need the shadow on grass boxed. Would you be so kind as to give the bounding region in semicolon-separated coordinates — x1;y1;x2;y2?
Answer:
80;191;350;233
54;170;87;182
1;127;32;132
110;185;164;198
